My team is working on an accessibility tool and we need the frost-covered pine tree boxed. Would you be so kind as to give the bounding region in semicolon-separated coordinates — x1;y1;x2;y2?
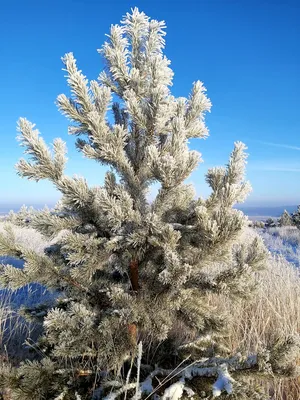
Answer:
265;217;276;228
292;205;300;229
0;9;299;400
278;209;293;227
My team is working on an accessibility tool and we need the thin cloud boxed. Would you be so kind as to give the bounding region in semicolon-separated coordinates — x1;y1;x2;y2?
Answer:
258;141;300;151
262;167;300;172
250;165;300;173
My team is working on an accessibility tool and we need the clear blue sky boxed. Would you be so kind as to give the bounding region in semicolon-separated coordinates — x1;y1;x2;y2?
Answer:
0;0;299;209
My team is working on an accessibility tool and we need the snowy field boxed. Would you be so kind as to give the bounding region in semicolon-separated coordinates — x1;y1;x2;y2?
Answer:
259;226;300;267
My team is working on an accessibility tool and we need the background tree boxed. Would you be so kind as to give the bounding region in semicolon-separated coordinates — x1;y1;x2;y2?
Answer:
278;210;293;227
0;8;299;400
265;218;276;228
253;220;265;229
292;205;300;229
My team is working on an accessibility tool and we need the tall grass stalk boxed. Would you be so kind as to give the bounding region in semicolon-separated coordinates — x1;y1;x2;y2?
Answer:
208;250;300;398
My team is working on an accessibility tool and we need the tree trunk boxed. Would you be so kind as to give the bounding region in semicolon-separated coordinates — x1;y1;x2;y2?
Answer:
128;259;139;346
129;259;139;291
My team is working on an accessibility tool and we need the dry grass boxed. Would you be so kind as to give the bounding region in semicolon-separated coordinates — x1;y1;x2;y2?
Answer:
226;254;300;352
207;228;300;399
0;291;33;362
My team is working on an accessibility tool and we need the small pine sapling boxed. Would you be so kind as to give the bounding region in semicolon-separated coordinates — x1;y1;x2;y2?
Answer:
0;8;299;400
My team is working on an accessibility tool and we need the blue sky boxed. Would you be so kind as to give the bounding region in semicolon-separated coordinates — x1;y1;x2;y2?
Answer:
0;0;299;209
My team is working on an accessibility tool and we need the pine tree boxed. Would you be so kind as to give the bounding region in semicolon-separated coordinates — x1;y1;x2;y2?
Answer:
265;218;276;228
292;205;300;229
278;210;293;227
0;9;299;400
253;220;265;229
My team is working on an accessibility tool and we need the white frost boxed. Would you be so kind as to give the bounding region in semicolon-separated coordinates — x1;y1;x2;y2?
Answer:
212;364;234;397
140;377;153;395
162;378;185;400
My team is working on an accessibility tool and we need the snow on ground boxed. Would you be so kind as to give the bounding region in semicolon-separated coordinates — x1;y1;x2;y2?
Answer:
258;226;300;267
0;222;54;308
